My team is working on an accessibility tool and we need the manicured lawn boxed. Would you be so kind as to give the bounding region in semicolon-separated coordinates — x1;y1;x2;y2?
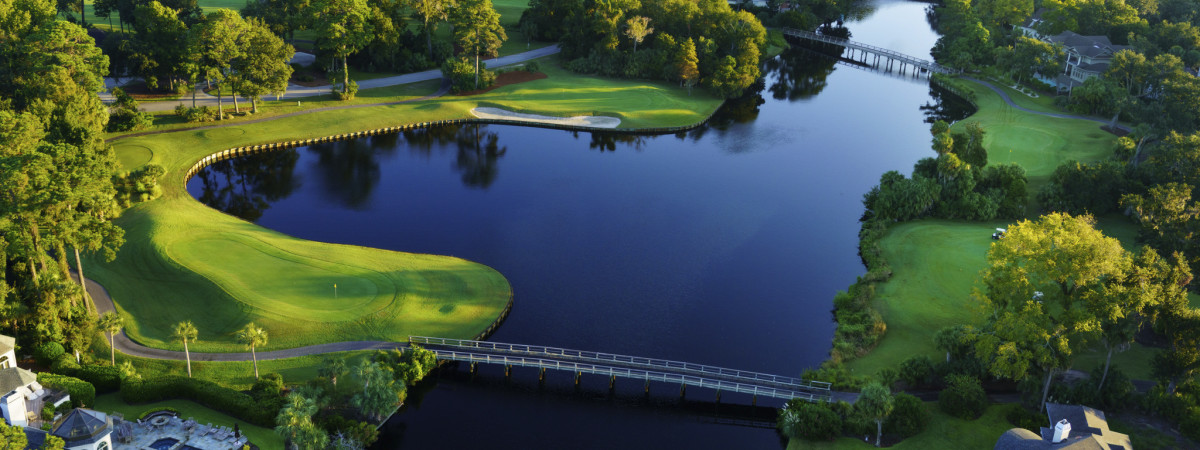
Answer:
954;79;1117;212
845;79;1123;377
787;403;1015;449
94;58;720;353
94;394;284;449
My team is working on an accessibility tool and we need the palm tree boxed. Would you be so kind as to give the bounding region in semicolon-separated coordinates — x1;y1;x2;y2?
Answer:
318;356;346;390
97;312;124;366
173;321;199;377
237;323;268;379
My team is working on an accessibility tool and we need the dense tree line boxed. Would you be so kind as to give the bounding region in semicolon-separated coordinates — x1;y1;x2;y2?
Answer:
0;0;126;355
520;0;768;98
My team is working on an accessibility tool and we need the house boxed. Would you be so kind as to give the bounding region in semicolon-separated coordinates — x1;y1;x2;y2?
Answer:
0;334;16;369
994;402;1132;450
0;367;43;427
50;409;114;450
1015;9;1047;40
1042;31;1128;92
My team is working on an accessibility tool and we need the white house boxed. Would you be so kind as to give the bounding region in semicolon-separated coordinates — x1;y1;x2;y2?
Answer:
51;409;114;450
0;367;42;427
0;334;16;369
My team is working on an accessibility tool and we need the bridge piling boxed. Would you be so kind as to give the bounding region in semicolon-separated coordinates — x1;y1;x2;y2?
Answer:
609;375;616;391
539;367;546;384
504;365;511;379
680;384;686;400
575;371;582;387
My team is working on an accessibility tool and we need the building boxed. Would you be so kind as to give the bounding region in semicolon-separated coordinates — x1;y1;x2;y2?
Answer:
0;334;16;369
1042;31;1128;92
50;409;114;450
994;403;1132;450
0;367;44;427
1015;10;1128;92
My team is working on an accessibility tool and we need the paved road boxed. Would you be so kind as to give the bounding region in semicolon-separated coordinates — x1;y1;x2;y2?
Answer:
110;45;560;113
964;77;1129;132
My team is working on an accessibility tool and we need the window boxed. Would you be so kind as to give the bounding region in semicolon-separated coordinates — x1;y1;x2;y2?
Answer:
97;441;110;450
0;355;8;369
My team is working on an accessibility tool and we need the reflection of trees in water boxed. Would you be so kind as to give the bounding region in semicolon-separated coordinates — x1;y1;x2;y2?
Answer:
307;137;395;208
584;132;651;152
762;46;839;102
195;149;301;222
920;85;975;124
453;124;506;189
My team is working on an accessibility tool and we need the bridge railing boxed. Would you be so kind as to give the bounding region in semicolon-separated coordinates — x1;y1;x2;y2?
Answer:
427;348;831;402
409;336;832;392
781;28;957;74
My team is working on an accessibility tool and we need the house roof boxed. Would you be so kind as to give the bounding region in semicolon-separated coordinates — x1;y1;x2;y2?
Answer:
994;404;1132;450
995;429;1116;450
0;334;14;356
0;367;38;395
1019;9;1046;29
1045;31;1126;58
51;409;112;445
23;427;47;450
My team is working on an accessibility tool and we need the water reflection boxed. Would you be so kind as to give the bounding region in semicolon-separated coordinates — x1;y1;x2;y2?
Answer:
920;84;977;124
453;124;507;188
194;149;300;222
762;47;839;102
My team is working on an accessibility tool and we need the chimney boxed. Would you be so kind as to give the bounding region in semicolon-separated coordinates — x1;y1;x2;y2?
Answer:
1052;419;1071;443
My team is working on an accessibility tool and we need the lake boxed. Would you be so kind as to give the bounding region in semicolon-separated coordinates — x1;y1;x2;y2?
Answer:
187;1;970;447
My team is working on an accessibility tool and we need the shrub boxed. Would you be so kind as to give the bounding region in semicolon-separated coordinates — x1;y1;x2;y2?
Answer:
331;80;358;101
174;104;217;123
251;373;284;399
137;407;181;420
939;374;988;420
107;107;154;132
899;355;936;389
74;365;121;394
523;60;540;73
319;415;379;447
50;356;80;375
443;57;495;93
886;393;930;438
1004;403;1043;432
778;401;843;441
41;404;54;421
37;373;96;409
35;342;65;366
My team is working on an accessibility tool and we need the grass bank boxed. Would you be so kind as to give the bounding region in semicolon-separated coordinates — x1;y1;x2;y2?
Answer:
786;403;1015;449
94;394;284;449
93;60;722;353
842;78;1119;377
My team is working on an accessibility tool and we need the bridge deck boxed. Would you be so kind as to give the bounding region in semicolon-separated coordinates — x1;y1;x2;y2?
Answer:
782;28;957;74
410;336;832;402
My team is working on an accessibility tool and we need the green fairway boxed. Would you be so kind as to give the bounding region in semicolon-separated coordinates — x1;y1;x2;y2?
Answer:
845;79;1121;376
94;394;283;449
787;403;1015;449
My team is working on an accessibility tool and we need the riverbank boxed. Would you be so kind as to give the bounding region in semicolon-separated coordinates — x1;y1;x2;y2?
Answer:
93;60;724;355
841;77;1120;376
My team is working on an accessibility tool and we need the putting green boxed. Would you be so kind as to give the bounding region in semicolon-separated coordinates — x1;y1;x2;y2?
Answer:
114;144;153;170
170;235;386;321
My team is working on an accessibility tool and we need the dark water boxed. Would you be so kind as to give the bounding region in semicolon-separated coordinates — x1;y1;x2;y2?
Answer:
187;1;970;447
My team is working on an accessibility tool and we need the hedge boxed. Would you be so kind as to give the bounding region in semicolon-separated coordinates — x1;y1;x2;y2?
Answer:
73;365;121;394
120;376;281;427
37;373;96;409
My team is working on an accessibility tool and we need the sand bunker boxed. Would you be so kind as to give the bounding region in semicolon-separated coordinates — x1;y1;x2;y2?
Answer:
471;107;621;129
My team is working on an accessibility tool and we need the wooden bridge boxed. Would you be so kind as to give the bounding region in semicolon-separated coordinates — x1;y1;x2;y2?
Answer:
782;28;958;76
409;336;833;403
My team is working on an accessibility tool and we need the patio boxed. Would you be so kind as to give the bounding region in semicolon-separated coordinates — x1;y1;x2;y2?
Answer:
112;412;250;450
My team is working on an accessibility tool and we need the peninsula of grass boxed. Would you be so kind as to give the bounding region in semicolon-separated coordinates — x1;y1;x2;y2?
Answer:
843;78;1120;376
90;60;722;353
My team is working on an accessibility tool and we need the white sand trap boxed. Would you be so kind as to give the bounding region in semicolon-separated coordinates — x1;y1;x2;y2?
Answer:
471;107;621;129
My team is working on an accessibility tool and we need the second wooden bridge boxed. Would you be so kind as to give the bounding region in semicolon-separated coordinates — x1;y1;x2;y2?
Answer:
410;336;834;403
783;28;959;76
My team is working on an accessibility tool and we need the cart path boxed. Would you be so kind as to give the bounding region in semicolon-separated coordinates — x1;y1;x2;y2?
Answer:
963;77;1129;131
